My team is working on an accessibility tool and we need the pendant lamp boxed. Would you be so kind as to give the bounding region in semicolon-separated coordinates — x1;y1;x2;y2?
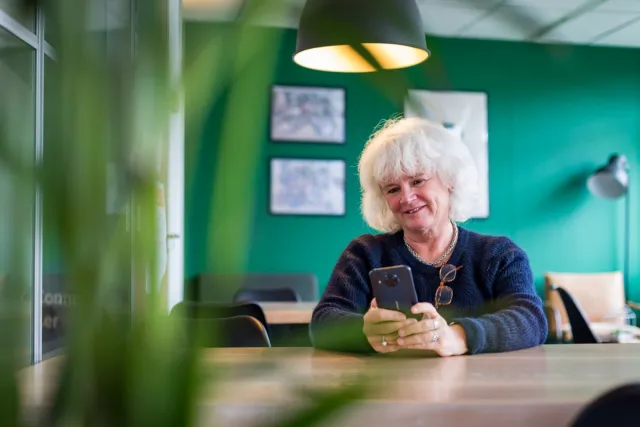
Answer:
293;0;430;73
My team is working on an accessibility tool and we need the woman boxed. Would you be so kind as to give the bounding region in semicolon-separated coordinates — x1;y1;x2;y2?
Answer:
310;117;548;356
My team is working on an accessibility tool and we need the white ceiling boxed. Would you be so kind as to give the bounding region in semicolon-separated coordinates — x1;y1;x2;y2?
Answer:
182;0;640;48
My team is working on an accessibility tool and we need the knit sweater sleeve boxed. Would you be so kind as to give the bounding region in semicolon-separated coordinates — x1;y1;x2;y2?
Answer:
309;238;376;353
452;243;548;354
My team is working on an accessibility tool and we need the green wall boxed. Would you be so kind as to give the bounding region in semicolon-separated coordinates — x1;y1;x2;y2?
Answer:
185;23;640;302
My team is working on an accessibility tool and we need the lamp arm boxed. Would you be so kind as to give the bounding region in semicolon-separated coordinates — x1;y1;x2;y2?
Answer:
624;179;630;301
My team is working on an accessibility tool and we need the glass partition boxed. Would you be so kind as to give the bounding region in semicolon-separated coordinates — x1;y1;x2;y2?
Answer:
0;0;36;32
40;0;136;358
0;25;35;365
1;0;141;365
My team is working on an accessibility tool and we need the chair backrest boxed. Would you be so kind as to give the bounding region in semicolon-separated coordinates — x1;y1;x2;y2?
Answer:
545;271;625;330
551;285;600;344
570;382;640;427
178;315;271;348
170;301;268;330
191;273;318;302
233;287;300;303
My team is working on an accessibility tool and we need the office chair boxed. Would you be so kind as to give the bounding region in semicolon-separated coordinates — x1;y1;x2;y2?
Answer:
551;285;600;344
177;315;271;348
233;287;300;303
170;300;269;330
571;383;640;427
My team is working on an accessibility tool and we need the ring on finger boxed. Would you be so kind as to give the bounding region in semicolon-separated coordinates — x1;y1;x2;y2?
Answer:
431;332;439;343
381;336;388;346
426;318;439;331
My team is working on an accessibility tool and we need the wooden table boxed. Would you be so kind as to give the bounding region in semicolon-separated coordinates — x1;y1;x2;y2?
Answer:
259;301;316;324
19;344;640;427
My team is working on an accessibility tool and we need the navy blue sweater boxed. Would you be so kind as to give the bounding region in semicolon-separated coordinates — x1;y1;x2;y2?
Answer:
310;227;548;354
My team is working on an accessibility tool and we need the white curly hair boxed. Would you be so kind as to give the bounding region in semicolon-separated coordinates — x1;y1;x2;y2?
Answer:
357;116;480;233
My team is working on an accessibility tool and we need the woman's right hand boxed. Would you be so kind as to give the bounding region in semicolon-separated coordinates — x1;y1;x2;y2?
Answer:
363;298;418;353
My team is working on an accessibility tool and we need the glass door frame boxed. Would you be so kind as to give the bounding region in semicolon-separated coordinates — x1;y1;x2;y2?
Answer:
1;0;184;364
0;2;56;365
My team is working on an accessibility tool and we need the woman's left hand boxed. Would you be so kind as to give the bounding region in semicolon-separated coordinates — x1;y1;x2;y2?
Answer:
396;303;469;357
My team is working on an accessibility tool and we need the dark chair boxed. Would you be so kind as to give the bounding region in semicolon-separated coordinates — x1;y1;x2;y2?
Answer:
550;285;600;344
177;315;271;348
170;301;269;330
233;287;300;303
191;273;318;302
570;383;640;427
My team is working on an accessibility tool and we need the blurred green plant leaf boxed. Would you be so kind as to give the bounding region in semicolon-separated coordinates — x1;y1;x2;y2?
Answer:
0;1;389;426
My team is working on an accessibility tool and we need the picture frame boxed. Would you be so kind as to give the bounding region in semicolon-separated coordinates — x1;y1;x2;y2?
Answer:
270;85;346;144
269;157;346;216
404;89;490;219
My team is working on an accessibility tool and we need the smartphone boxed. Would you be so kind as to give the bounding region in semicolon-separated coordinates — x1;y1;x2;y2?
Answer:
369;265;420;320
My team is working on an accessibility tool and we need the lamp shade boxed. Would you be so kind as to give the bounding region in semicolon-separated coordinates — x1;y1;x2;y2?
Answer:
587;154;629;199
293;0;430;73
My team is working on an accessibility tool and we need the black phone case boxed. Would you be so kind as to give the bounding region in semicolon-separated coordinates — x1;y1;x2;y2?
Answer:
369;265;421;319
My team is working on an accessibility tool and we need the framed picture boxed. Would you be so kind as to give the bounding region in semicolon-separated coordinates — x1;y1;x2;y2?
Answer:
270;85;346;143
405;90;490;219
269;157;346;216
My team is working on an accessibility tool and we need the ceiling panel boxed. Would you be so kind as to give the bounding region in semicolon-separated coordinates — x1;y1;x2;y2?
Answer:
419;0;501;6
596;0;640;12
505;0;593;6
180;0;640;48
541;11;640;43
593;18;640;46
182;0;244;21
459;6;572;40
418;4;489;36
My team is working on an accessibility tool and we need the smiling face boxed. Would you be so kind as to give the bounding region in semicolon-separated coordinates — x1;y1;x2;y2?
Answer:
381;173;451;233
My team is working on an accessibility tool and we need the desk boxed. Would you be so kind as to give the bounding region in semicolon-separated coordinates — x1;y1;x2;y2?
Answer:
19;344;640;427
259;302;316;324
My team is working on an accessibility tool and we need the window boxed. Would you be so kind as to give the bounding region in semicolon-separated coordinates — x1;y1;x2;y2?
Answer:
0;0;36;32
0;25;35;364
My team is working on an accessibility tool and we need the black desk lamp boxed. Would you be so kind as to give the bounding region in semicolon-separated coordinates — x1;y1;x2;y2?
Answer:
587;154;631;298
